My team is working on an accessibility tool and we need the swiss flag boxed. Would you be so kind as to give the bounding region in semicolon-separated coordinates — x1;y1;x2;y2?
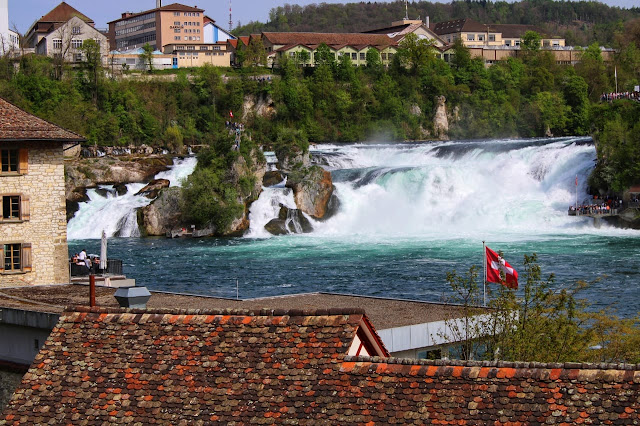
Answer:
229;110;234;118
486;246;518;289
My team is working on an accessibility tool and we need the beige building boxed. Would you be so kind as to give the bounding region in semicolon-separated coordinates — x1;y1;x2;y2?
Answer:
0;98;84;287
164;42;231;68
108;3;205;52
432;18;565;49
260;32;399;68
25;2;96;48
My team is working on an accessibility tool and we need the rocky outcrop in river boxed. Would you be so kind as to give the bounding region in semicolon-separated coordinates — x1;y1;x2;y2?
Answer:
138;187;184;236
286;166;335;220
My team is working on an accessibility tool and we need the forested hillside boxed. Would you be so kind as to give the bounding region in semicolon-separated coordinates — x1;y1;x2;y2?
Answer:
234;0;640;47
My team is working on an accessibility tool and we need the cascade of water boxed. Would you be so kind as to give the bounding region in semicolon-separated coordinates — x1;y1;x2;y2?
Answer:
247;178;298;238
249;138;604;240
67;157;197;239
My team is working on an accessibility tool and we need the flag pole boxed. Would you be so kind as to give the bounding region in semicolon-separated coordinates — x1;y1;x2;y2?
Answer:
482;241;486;307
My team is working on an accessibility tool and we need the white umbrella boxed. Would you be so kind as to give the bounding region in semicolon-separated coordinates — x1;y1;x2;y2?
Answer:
100;230;108;271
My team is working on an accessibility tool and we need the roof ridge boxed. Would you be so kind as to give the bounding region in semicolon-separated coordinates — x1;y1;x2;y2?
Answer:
65;305;366;316
344;355;640;372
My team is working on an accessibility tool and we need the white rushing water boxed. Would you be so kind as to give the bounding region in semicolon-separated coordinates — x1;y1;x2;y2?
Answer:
67;157;197;239
248;137;628;240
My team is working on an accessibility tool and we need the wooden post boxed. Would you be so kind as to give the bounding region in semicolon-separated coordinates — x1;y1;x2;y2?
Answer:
89;274;96;307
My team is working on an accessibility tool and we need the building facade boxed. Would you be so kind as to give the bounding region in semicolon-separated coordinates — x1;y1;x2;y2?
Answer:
433;18;565;48
164;42;231;68
35;16;108;64
0;0;19;54
0;98;84;287
24;2;96;49
108;3;205;52
260;32;399;68
203;16;234;44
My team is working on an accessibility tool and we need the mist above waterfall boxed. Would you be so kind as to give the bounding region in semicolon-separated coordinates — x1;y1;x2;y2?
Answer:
250;137;613;240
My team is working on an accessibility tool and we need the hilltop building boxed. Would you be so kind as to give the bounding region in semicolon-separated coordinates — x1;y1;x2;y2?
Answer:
0;0;19;54
3;304;639;423
24;2;108;64
432;18;565;48
0;98;84;287
107;3;205;52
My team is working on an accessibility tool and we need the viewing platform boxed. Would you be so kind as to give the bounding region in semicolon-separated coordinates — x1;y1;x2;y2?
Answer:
569;200;640;226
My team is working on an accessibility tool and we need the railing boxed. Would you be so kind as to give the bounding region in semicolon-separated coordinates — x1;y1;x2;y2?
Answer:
70;259;124;277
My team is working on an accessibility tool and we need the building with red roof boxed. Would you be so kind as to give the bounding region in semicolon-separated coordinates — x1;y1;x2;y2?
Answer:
2;305;639;423
0;97;84;287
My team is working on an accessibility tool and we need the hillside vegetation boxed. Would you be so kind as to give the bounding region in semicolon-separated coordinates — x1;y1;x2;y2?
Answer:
234;0;640;47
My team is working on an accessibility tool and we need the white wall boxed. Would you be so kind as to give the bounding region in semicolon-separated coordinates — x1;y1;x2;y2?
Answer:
0;0;18;54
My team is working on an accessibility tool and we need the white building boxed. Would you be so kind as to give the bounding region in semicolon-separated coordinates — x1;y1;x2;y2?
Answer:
203;16;235;44
36;16;108;64
0;0;19;54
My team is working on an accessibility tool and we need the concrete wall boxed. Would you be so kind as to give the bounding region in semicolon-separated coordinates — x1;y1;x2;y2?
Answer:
0;141;69;286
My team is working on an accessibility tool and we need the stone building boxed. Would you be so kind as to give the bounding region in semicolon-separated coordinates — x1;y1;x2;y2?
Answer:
0;97;84;287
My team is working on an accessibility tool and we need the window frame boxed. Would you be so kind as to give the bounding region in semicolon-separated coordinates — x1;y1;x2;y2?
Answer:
1;242;31;274
0;148;26;175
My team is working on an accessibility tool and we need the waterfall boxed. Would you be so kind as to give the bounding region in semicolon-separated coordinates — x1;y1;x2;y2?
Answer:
249;137;601;240
67;157;197;239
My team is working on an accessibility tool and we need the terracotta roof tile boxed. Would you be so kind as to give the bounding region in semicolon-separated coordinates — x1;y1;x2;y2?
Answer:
36;2;93;25
2;307;639;423
0;97;85;142
262;32;396;49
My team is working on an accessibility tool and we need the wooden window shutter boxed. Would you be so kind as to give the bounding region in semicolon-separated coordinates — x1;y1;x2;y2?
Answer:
20;196;30;221
18;149;28;174
0;246;4;272
22;243;32;272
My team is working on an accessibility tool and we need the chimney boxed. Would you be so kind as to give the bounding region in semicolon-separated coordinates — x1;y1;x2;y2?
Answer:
114;286;152;309
156;0;161;8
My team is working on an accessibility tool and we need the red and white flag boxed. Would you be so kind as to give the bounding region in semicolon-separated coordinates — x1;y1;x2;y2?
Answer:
229;110;234;118
485;246;518;289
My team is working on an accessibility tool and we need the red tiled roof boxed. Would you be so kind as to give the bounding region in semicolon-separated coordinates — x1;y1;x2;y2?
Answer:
203;15;215;25
37;2;93;25
262;32;396;49
0;98;85;142
3;306;640;423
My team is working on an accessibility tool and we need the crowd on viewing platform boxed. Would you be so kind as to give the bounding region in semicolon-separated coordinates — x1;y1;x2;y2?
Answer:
601;91;640;102
568;195;624;217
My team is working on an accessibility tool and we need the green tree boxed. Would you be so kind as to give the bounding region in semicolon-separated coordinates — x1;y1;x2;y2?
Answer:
396;33;436;74
139;43;154;72
245;38;267;67
522;31;542;51
314;43;335;68
79;39;103;105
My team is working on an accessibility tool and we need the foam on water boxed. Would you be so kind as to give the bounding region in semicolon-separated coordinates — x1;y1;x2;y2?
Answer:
67;157;197;239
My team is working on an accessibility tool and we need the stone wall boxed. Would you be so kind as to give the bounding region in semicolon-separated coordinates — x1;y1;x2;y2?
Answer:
0;369;23;412
0;141;69;287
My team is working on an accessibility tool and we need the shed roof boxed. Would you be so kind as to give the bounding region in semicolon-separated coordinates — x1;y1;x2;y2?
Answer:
3;306;640;424
0;98;85;142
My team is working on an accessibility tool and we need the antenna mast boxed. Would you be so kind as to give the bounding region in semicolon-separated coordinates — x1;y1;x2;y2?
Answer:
229;0;233;32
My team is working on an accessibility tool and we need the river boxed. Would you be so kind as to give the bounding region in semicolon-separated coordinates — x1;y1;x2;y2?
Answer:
68;137;640;316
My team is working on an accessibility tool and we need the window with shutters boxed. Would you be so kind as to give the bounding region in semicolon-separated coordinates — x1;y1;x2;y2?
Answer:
2;195;20;220
0;149;27;174
0;243;32;273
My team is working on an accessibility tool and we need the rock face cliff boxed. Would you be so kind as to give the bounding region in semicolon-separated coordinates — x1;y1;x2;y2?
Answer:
138;187;184;236
433;96;449;140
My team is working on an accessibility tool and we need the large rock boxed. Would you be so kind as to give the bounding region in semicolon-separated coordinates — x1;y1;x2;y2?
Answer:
286;165;334;220
138;187;184;236
264;205;313;235
433;95;449;140
65;155;173;200
263;171;285;187
135;179;170;199
275;146;310;172
243;93;276;120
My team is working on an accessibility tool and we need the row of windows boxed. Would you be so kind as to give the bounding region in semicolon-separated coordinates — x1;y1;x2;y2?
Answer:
179;52;226;57
174;21;201;27
174;12;200;17
116;33;156;49
174;28;201;34
1;243;32;273
174;36;201;41
115;22;156;36
116;12;156;27
287;51;395;62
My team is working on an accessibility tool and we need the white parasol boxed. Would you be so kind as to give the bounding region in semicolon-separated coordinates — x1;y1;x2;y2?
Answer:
100;230;108;271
